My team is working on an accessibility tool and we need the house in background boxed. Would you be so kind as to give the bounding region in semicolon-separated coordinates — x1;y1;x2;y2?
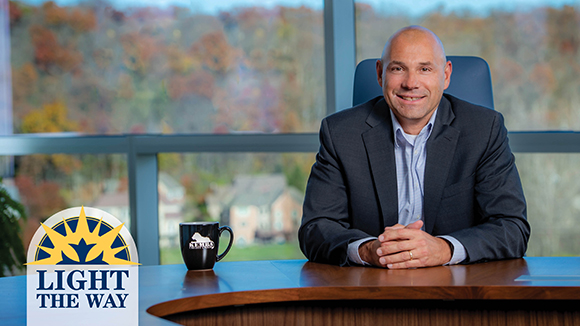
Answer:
157;173;186;248
206;174;303;246
93;172;185;248
91;187;130;226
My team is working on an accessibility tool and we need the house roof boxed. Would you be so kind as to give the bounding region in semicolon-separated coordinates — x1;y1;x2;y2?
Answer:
228;174;286;207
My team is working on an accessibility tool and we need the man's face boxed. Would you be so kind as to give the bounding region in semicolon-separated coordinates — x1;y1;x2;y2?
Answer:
376;30;452;134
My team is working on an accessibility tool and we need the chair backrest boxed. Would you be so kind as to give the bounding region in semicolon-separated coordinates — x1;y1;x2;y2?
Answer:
352;56;494;109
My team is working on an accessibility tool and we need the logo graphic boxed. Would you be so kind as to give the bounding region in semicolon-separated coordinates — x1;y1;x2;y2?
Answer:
189;233;215;250
26;206;139;326
27;206;139;266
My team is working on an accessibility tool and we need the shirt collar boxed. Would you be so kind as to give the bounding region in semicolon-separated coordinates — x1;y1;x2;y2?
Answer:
390;108;438;148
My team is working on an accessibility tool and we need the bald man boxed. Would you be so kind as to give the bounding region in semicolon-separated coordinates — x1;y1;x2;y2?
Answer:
299;26;530;268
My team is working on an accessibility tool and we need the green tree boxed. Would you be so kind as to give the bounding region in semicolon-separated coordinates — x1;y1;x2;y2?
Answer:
0;177;27;277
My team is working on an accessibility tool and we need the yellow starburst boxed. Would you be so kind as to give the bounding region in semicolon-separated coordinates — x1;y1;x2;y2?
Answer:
26;206;139;265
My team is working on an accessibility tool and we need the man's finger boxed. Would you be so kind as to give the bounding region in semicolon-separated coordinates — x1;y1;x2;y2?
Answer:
378;249;414;265
378;241;414;256
379;227;422;242
384;223;405;231
405;220;423;229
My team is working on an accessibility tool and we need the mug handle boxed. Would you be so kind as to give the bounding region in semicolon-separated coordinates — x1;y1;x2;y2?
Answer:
216;226;234;262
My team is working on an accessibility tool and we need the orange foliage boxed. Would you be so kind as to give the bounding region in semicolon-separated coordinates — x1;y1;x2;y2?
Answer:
14;175;67;222
530;63;556;94
29;25;59;70
236;7;267;30
559;40;578;55
190;31;244;74
166;45;196;74
281;110;300;133
93;48;114;69
14;102;82;183
129;124;146;134
493;58;525;86
29;25;83;72
20;63;38;83
12;63;38;103
43;1;68;25
43;2;96;32
68;8;97;32
120;32;160;74
51;154;82;175
211;79;283;132
117;73;135;99
9;1;22;26
167;70;215;100
188;71;216;99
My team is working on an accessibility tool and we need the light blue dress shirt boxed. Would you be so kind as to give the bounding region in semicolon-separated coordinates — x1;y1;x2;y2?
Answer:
347;109;466;266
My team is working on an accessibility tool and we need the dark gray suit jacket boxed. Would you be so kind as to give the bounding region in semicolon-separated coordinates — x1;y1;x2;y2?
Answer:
299;94;530;266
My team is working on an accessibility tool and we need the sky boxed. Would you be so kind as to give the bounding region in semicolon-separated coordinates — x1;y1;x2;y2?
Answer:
362;0;580;17
15;0;580;16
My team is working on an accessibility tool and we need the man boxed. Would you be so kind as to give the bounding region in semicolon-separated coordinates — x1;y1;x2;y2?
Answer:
298;26;530;268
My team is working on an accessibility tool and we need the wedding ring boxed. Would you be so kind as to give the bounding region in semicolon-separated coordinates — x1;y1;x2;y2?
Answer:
409;250;413;260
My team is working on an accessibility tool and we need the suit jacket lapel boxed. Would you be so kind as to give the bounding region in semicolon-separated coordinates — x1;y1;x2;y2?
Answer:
362;99;399;229
424;96;460;234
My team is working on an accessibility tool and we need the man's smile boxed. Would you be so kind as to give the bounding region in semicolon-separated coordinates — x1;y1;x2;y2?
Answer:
397;94;426;102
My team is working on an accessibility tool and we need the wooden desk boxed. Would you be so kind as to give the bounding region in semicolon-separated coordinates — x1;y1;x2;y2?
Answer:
1;257;580;325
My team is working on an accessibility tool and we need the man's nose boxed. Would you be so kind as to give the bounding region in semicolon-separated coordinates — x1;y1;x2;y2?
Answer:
402;71;420;89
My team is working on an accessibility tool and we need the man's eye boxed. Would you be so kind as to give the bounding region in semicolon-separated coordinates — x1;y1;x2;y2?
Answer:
391;67;402;71
421;67;431;72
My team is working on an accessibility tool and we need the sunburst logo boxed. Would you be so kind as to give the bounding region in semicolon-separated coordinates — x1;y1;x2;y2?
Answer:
26;206;139;326
26;206;138;265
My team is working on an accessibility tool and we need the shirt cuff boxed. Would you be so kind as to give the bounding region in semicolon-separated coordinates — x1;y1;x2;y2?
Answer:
437;235;466;265
347;237;377;266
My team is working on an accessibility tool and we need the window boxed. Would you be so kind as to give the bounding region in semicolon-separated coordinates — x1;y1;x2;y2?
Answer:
8;0;325;134
2;1;577;276
515;153;580;256
3;0;323;270
157;152;314;264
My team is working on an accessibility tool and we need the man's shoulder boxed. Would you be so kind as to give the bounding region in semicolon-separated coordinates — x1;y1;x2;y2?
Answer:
444;94;501;126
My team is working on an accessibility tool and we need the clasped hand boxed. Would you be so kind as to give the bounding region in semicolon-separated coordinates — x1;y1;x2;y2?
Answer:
359;220;452;269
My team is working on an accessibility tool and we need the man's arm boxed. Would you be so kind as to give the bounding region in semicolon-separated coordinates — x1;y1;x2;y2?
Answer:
299;118;372;266
448;112;530;263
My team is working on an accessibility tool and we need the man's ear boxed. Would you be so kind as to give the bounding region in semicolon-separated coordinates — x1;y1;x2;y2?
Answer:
376;59;384;87
443;60;452;90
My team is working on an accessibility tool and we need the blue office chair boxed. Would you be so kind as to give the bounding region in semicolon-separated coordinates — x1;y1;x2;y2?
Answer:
352;56;494;109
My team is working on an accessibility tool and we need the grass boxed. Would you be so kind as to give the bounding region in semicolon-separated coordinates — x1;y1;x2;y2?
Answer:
160;241;306;265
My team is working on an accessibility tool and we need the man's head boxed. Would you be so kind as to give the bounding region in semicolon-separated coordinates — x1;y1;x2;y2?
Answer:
376;26;452;134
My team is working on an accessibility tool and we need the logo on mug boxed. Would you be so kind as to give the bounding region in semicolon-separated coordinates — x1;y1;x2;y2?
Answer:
189;233;215;250
26;206;139;326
